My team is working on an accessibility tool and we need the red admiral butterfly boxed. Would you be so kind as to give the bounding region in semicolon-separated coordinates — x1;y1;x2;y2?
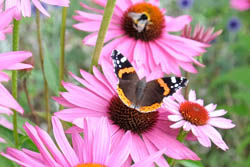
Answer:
111;50;188;113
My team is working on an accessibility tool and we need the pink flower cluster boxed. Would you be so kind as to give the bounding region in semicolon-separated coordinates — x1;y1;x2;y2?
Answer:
0;0;236;166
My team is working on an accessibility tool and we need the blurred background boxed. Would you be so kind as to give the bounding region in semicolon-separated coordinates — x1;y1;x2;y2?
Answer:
0;0;249;166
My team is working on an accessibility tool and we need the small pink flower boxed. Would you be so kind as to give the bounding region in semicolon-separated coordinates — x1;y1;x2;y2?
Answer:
1;116;165;167
0;137;5;143
73;0;207;76
230;0;250;11
0;51;32;114
0;6;16;40
54;60;200;166
4;0;70;19
165;90;235;151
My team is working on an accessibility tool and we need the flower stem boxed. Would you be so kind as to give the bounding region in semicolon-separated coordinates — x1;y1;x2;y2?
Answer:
23;78;39;124
184;72;190;99
12;19;20;147
59;7;67;87
36;10;51;133
90;0;117;72
168;128;188;167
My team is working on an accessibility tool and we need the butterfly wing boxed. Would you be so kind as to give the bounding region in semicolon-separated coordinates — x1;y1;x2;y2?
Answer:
111;50;139;108
137;77;188;113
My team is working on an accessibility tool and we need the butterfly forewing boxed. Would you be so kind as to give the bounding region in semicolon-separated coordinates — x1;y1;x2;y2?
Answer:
111;50;139;108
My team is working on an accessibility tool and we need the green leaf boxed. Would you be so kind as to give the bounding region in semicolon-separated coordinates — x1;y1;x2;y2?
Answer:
211;66;250;88
2;115;35;134
179;160;205;167
44;47;59;96
0;155;15;167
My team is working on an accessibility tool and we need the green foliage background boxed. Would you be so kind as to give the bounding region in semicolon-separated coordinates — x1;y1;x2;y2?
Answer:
0;0;249;166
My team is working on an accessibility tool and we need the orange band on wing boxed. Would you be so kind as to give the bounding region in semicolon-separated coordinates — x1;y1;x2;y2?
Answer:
157;79;170;96
139;102;162;113
118;67;135;79
117;86;132;107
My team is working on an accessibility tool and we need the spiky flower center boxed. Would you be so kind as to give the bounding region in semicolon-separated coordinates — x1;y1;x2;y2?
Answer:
179;101;209;126
75;163;106;167
108;96;158;134
122;2;165;41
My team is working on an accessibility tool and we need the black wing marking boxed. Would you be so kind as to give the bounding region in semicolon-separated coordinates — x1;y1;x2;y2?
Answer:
111;49;139;81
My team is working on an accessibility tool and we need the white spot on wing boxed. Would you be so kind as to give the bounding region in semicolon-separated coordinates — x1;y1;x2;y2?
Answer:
171;77;176;83
174;84;179;87
121;56;127;63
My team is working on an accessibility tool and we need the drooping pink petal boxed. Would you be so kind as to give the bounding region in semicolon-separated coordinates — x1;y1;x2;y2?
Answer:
21;0;31;17
6;148;45;166
92;117;111;164
0;152;36;167
6;63;32;70
168;115;183;122
32;0;50;17
0;137;6;143
191;125;211;147
144;128;200;160
230;0;250;11
92;66;116;95
106;131;132;167
40;0;69;7
130;134;150;163
0;71;10;82
23;123;61;166
209;109;227;117
169;120;186;129
200;125;229;151
0;51;32;71
55;108;105;123
52;117;79;166
36;125;70;167
205;103;217;112
143;136;170;167
83;29;124;46
188;89;197;102
208;117;235;129
0;83;23;114
165;15;192;32
131;149;166;167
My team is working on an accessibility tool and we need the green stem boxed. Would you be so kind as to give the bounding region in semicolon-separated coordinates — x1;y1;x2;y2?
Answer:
184;72;190;99
12;19;20;147
90;0;117;72
168;129;188;167
23;78;39;124
59;7;67;87
36;10;51;133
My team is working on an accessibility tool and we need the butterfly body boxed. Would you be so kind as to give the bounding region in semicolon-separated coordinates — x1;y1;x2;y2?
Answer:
111;50;188;113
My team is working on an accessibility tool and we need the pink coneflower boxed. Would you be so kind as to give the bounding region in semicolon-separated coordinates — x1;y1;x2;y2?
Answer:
4;0;70;19
1;116;166;167
0;51;32;114
0;6;15;40
73;0;207;76
182;24;223;44
165;90;235;151
230;0;250;11
54;60;200;166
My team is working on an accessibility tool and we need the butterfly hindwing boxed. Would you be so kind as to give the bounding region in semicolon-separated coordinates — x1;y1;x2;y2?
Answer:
137;77;188;113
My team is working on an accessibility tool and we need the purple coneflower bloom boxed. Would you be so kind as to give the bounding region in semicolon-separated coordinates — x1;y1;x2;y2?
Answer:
165;90;235;151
